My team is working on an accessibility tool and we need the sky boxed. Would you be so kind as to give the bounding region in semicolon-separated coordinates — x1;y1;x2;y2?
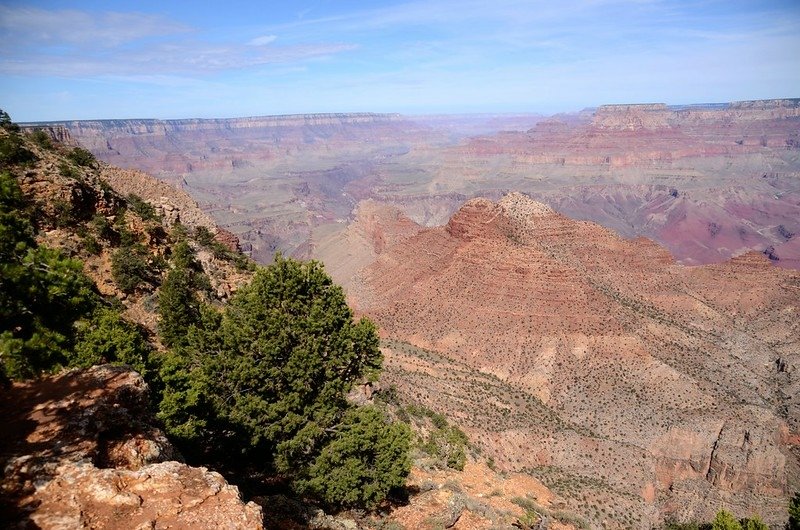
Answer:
1;0;799;121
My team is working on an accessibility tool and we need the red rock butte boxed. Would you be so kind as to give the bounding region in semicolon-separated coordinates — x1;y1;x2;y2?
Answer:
345;192;799;527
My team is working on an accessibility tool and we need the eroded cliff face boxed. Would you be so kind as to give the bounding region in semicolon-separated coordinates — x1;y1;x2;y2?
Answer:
592;99;800;130
30;113;411;177
0;365;264;529
26;102;800;268
347;192;800;528
467;99;800;160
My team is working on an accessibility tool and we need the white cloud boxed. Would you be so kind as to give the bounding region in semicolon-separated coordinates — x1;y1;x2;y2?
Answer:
0;41;357;77
249;35;278;46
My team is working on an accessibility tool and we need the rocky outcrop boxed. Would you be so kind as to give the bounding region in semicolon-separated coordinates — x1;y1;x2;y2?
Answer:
21;124;76;145
593;103;672;130
351;193;800;528
593;99;800;130
30;461;264;530
314;199;421;289
99;166;219;233
0;365;263;529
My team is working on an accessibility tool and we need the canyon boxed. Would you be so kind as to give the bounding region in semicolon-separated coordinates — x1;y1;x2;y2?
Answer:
344;192;799;527
34;99;800;268
20;99;800;527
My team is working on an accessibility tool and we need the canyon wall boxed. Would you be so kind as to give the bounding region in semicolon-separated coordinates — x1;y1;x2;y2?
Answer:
29;100;799;269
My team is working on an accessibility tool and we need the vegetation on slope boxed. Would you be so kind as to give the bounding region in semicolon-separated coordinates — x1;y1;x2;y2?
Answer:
157;254;411;507
0;110;411;511
0;171;98;380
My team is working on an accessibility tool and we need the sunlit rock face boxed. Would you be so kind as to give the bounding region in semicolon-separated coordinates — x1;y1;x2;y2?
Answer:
0;365;264;529
345;193;799;527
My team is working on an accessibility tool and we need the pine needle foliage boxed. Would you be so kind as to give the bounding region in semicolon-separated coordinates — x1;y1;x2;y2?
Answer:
157;254;409;508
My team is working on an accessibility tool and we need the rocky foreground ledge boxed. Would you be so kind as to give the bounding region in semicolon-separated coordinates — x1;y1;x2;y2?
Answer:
0;365;263;529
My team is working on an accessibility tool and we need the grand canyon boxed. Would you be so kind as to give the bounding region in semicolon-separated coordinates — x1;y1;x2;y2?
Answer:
44;99;800;270
10;99;800;528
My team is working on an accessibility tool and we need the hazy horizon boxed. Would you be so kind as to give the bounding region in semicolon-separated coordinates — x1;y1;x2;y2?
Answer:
16;98;800;125
2;0;799;121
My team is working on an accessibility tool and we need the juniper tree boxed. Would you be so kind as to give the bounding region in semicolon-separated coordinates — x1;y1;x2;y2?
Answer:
157;254;410;508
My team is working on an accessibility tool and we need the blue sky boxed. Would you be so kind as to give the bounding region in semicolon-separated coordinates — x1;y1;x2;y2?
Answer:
1;0;799;121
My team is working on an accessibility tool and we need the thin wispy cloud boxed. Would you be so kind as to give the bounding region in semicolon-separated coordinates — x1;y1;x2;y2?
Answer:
1;0;798;121
249;35;278;46
0;6;189;47
0;42;356;77
0;5;356;78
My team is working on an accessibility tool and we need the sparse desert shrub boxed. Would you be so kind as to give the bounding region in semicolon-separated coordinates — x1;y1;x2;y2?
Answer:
82;233;101;254
58;161;81;179
407;403;470;471
111;245;159;293
0;133;37;166
92;214;118;243
66;146;96;167
127;193;159;221
115;214;139;247
517;509;542;530
52;199;77;228
424;424;469;470
191;224;253;270
193;225;215;246
29;129;52;149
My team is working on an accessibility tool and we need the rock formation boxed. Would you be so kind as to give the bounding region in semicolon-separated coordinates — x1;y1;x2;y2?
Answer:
31;100;800;268
346;192;799;528
0;365;263;529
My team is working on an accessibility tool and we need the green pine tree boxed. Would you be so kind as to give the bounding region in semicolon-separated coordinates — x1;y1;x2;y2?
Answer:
1;173;97;379
158;241;209;348
788;492;800;530
743;515;768;530
295;406;411;508
71;307;152;376
157;254;410;508
712;510;742;530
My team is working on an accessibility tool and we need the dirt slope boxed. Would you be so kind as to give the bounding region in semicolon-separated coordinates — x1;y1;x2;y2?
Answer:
349;192;799;528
